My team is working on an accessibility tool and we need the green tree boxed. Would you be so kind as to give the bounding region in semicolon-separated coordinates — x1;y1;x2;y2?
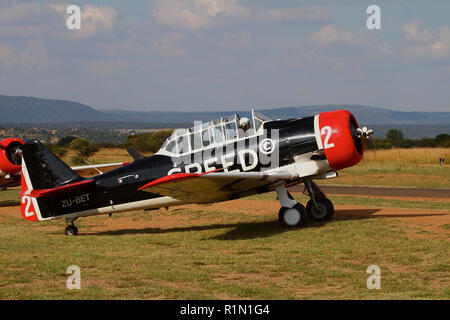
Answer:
126;130;173;153
386;129;404;141
47;145;68;157
69;138;98;158
435;133;450;147
435;133;450;143
57;136;77;147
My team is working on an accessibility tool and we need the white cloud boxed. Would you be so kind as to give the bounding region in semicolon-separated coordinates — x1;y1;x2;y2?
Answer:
151;33;187;57
0;3;118;39
20;40;51;71
219;32;253;50
82;5;117;33
0;2;60;38
151;0;247;30
104;32;186;59
284;25;393;74
0;24;49;37
308;25;357;47
50;4;118;38
285;49;347;72
307;25;391;56
0;45;16;69
401;21;434;43
254;6;331;23
151;1;330;30
0;2;46;25
84;59;128;77
402;21;450;60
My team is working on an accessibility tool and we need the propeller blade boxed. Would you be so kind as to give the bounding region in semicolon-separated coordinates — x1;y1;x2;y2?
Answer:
357;127;374;139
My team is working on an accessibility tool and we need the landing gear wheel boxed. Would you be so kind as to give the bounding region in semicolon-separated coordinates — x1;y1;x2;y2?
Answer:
306;197;334;221
278;203;308;228
65;225;78;236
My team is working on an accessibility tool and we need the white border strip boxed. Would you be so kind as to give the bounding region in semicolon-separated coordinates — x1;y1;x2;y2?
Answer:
314;115;323;150
31;197;44;221
43;196;184;221
22;158;33;190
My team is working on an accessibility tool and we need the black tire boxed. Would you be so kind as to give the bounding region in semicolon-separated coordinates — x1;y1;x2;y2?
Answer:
306;198;334;221
278;203;308;228
65;225;78;236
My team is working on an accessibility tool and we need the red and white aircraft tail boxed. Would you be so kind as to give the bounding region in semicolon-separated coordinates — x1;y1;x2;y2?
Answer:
20;156;41;222
20;140;95;221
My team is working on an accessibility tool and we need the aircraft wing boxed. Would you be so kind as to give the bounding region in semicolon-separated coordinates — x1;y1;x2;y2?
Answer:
71;162;130;176
138;171;298;203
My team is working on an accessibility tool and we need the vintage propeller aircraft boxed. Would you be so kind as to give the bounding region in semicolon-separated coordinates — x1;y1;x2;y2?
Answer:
20;109;373;235
0;137;128;190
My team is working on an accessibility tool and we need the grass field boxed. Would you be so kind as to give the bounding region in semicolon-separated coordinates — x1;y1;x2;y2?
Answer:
62;148;138;166
313;148;450;189
0;147;448;299
0;189;21;206
0;192;448;299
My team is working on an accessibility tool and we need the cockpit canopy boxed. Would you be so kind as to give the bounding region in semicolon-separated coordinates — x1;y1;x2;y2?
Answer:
158;109;271;156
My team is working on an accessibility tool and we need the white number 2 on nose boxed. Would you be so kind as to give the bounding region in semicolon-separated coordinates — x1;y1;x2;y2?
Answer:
321;126;335;149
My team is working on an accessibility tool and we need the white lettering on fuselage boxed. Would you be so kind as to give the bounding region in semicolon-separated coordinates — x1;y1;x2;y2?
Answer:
167;149;258;175
61;193;90;208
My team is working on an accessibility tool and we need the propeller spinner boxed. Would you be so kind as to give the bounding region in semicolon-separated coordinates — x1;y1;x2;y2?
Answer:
356;126;374;140
6;141;23;166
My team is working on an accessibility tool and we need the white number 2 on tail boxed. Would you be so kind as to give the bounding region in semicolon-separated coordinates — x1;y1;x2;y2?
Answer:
321;126;335;149
21;195;35;217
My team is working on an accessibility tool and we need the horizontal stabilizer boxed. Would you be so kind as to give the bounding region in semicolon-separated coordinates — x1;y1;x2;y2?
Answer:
25;179;94;198
71;162;129;176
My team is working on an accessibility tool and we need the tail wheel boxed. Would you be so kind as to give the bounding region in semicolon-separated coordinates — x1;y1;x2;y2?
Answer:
306;198;334;221
65;225;78;236
278;203;308;228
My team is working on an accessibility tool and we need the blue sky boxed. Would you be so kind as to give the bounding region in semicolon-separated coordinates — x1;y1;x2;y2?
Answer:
0;0;449;112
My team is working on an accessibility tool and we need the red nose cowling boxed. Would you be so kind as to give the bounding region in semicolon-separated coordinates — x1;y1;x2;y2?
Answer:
0;138;24;175
318;110;364;170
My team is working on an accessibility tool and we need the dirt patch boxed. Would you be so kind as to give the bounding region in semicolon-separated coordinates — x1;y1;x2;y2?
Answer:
0;206;21;218
330;204;449;239
327;194;450;202
289;185;450;199
184;201;449;231
1;199;448;239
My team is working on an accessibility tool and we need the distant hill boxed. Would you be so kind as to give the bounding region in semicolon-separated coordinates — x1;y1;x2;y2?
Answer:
101;105;450;125
0;95;106;122
251;105;450;125
1;94;448;138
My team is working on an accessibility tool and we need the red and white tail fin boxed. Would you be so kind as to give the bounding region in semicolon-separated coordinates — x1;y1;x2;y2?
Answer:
20;139;87;222
20;157;40;221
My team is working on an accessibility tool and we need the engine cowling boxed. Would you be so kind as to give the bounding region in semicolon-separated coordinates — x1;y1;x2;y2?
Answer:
0;138;25;176
317;110;364;170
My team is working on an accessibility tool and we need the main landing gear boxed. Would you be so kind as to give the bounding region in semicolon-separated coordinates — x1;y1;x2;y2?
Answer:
276;186;308;228
65;218;78;236
276;179;334;228
304;179;334;222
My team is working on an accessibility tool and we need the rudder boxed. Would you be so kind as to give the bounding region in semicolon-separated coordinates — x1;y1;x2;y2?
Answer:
22;139;82;190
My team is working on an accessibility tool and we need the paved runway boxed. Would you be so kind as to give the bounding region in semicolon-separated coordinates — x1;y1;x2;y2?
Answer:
288;185;450;199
